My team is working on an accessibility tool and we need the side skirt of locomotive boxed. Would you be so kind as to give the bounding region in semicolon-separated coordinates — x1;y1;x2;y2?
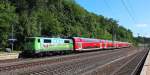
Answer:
20;50;74;58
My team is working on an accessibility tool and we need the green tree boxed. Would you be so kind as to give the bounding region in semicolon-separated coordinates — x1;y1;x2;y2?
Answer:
0;0;17;49
3;0;136;50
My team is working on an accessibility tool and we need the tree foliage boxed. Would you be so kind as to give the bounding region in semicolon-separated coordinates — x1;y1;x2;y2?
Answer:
0;0;17;48
0;0;135;50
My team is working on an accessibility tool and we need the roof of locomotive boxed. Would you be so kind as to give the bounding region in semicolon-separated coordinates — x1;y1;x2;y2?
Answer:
25;37;71;40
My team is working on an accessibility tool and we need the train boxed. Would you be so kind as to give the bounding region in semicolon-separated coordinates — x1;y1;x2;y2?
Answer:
22;37;131;56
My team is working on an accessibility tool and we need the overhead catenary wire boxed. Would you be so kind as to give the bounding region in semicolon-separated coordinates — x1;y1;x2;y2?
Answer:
104;0;139;42
121;0;140;37
103;0;114;14
126;0;139;22
121;0;137;24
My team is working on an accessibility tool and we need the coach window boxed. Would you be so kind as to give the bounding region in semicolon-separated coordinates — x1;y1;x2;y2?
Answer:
44;39;51;43
64;40;70;43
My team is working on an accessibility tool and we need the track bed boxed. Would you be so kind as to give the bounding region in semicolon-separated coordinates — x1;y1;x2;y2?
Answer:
0;47;147;75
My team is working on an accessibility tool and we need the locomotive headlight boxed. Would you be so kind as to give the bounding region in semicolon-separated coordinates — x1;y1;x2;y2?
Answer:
66;44;69;48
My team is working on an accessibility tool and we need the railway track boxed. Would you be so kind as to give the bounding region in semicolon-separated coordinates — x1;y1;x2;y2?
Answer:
112;48;148;75
0;47;138;75
0;47;135;65
0;48;126;71
0;48;132;67
81;48;148;75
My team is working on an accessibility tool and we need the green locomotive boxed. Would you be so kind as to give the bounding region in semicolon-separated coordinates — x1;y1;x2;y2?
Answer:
23;37;73;55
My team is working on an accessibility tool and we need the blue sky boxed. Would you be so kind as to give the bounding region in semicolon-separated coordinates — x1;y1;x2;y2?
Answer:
75;0;150;37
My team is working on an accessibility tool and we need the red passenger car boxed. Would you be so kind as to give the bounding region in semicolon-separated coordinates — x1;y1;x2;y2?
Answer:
73;37;102;51
100;40;106;49
107;40;113;48
72;37;130;51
